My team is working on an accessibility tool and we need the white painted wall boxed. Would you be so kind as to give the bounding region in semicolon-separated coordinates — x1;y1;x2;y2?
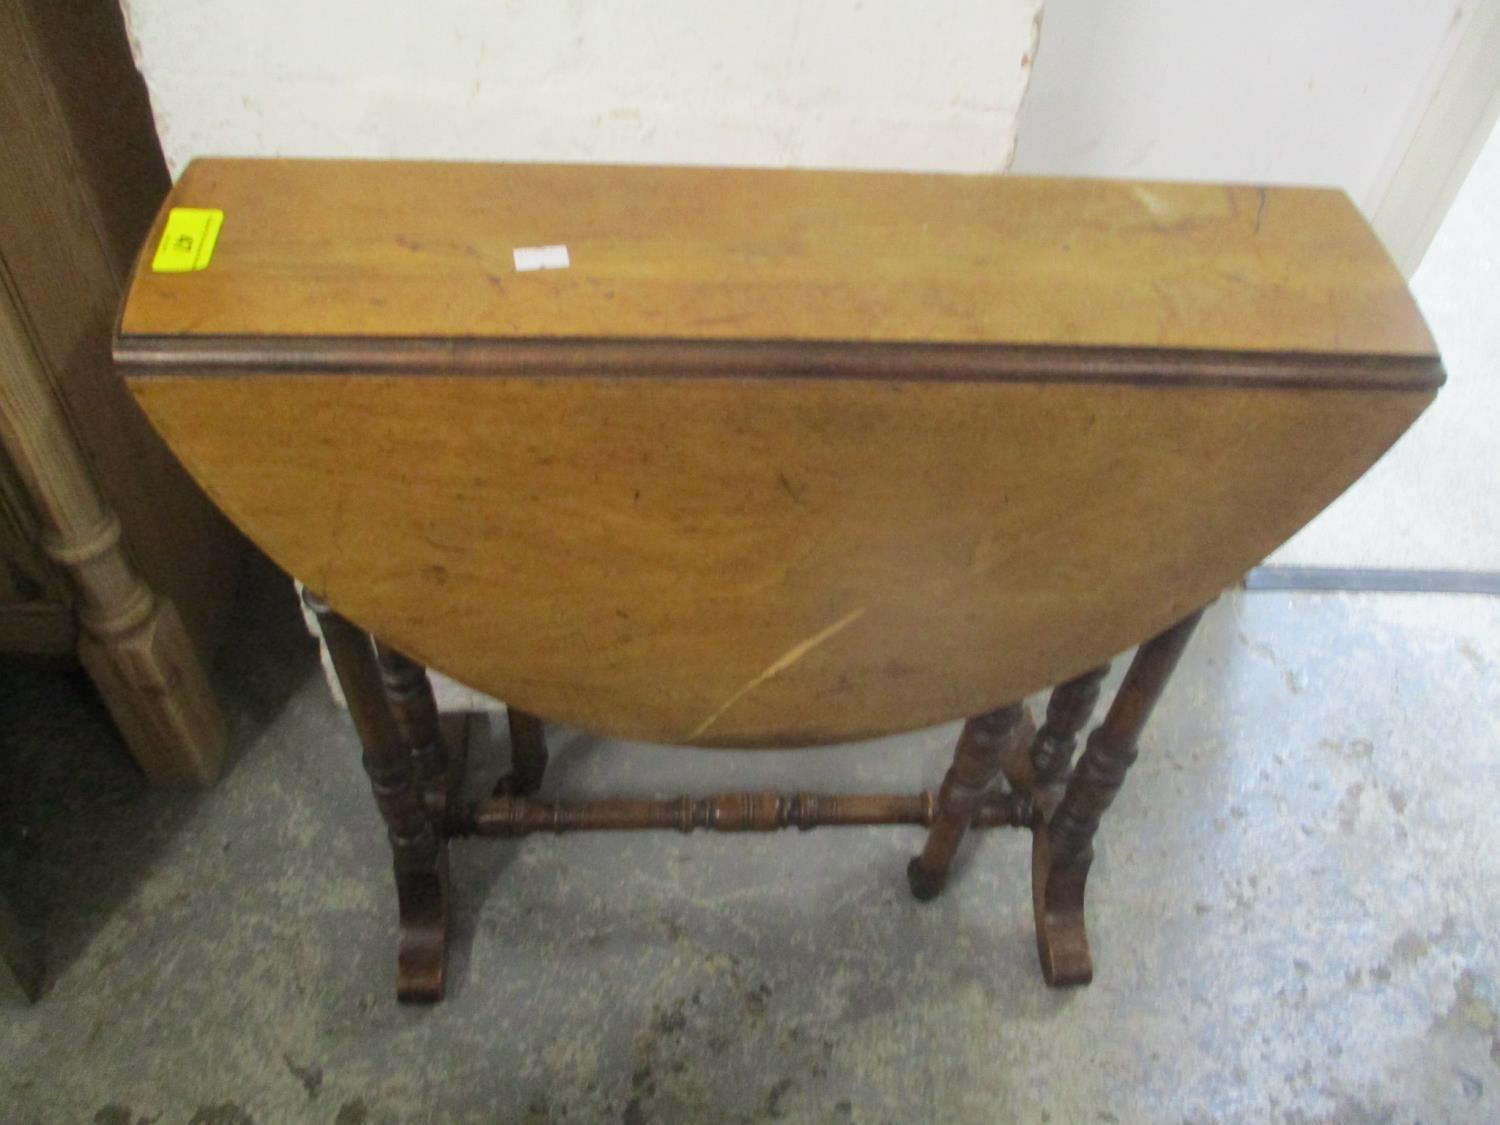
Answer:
125;0;1486;262
122;1;1042;178
1012;0;1473;246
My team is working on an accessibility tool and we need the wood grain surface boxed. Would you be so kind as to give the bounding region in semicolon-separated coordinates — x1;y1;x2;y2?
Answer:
117;160;1439;745
118;159;1437;364
128;373;1432;746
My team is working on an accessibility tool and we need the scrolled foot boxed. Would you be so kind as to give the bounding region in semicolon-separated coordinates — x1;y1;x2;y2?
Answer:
1030;826;1093;987
394;854;450;1004
906;855;947;902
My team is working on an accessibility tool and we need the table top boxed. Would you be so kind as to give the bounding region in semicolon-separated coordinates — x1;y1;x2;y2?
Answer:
115;160;1442;746
117;159;1438;388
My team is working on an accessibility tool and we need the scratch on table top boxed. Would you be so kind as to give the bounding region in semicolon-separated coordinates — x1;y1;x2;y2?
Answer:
687;607;867;741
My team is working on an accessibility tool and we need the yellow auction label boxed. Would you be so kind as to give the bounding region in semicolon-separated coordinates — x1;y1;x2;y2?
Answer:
150;207;224;273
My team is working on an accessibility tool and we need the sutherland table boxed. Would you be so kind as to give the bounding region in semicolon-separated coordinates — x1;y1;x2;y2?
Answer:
114;159;1441;1002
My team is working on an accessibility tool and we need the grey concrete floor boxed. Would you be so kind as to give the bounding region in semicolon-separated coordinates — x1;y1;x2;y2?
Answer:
3;556;1500;1123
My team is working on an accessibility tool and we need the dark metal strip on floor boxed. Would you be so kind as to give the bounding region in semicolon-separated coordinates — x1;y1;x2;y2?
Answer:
1245;566;1500;595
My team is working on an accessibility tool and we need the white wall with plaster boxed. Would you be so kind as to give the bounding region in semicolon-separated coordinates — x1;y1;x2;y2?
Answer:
1012;0;1474;247
122;0;1042;178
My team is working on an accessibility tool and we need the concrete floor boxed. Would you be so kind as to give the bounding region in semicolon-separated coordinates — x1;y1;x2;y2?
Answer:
3;558;1500;1123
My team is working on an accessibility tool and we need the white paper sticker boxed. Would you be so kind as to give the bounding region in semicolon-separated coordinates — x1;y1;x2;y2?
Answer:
512;244;571;272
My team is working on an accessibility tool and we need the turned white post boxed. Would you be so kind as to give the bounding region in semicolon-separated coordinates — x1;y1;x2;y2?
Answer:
0;281;225;783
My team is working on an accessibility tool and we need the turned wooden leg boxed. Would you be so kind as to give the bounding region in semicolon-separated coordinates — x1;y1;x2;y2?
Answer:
1001;663;1111;803
306;593;449;1003
374;642;460;819
496;707;549;797
907;703;1033;901
1032;610;1203;986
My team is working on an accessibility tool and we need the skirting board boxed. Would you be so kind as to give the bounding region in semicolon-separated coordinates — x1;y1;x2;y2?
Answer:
1245;567;1500;596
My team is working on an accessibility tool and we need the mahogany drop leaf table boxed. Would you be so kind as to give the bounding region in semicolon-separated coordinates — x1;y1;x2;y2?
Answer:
114;159;1441;1002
